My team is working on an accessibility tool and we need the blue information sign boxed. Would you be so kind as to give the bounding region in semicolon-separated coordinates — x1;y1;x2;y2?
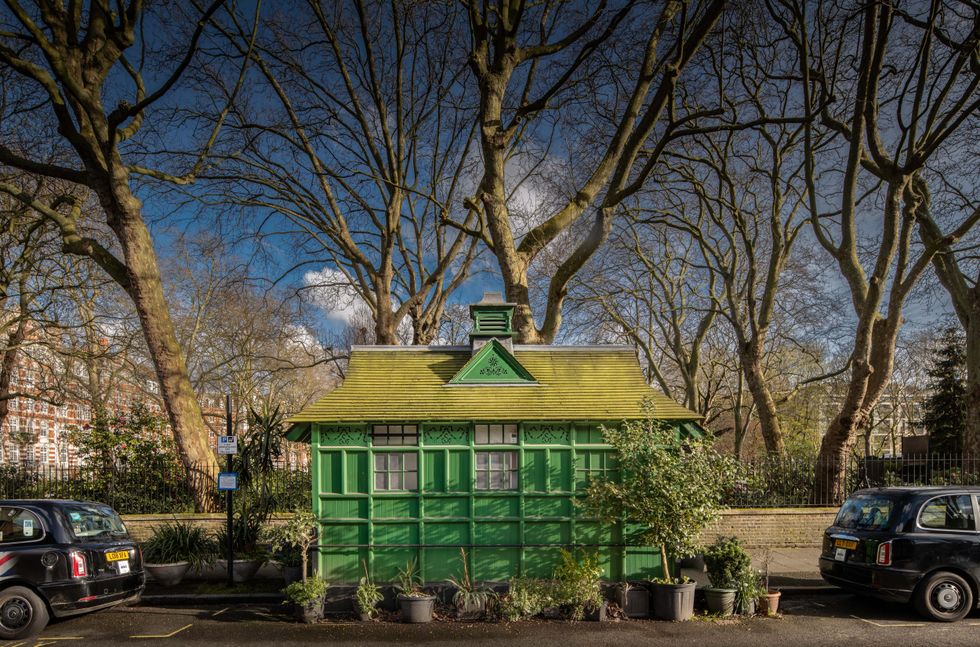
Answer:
217;472;239;491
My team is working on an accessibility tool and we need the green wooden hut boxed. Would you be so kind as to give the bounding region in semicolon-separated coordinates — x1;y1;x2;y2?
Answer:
286;293;702;583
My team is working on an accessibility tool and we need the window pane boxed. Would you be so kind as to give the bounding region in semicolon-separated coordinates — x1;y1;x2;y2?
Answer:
404;425;417;434
375;473;387;491
374;454;387;470
490;453;502;469
374;435;389;446
920;495;976;530
475;425;488;444
476;472;489;490
508;469;518;490
505;424;518;443
391;473;403;491
405;453;418;470
405;472;418;491
390;453;402;470
476;452;489;469
0;507;43;543
374;425;388;435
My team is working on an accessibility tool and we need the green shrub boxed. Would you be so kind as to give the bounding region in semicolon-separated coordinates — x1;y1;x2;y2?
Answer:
142;521;216;571
395;558;426;597
448;548;496;612
355;561;384;618
497;578;555;622
704;536;752;589
284;577;329;607
552;549;604;620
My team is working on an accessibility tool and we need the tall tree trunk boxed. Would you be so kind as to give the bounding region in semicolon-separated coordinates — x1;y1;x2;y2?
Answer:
0;316;28;435
106;182;219;512
740;341;785;455
965;301;980;457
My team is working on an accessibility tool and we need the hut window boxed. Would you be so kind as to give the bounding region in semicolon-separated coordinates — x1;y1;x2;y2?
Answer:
475;451;518;490
371;424;418;446
474;424;518;445
374;452;418;491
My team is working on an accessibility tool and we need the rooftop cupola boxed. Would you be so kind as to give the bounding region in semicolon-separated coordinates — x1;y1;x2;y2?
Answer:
469;291;516;354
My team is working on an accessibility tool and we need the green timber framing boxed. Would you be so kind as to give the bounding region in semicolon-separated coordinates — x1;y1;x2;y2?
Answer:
286;293;703;584
297;418;701;584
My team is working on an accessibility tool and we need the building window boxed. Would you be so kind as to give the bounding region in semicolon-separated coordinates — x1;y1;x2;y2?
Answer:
371;424;418;446
475;451;518;490
475;424;518;444
373;452;418;491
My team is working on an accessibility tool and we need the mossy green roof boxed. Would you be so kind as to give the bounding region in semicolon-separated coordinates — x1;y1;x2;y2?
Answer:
287;345;699;435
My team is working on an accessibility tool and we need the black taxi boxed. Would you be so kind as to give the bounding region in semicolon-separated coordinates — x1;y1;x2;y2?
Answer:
0;499;144;639
820;486;980;621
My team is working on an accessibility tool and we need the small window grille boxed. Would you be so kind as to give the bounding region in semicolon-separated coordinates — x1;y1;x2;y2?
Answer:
474;424;518;444
371;424;419;446
475;451;518;490
374;452;419;491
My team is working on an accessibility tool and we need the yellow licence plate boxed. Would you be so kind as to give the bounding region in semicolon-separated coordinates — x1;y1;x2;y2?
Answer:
834;539;858;551
105;550;130;562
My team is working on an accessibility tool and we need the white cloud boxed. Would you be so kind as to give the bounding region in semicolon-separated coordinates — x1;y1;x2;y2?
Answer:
302;267;364;323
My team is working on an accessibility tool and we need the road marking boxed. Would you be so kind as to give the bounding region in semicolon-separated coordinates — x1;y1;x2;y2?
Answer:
129;624;193;639
850;615;926;628
211;608;229;617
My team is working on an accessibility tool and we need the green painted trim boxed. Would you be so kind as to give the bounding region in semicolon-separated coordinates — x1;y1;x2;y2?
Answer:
449;339;537;385
285;422;311;443
470;303;515;337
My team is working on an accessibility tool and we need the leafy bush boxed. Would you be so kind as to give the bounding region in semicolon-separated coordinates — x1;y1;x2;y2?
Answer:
552;549;604;620
582;412;739;582
448;548;496;613
263;510;317;579
496;578;555;622
356;562;384;618
704;536;752;589
142;521;217;571
284;577;329;607
395;558;426;597
215;513;266;561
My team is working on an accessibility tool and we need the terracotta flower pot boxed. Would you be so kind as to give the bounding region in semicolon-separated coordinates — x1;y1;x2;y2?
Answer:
758;591;781;616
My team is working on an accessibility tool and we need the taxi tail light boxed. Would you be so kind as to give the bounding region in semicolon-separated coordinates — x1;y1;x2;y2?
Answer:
70;550;88;578
876;541;892;566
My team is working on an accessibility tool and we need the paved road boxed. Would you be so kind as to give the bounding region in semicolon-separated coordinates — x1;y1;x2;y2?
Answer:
6;594;980;647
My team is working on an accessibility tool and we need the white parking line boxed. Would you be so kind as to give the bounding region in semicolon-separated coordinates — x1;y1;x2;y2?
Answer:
850;615;926;628
211;608;229;617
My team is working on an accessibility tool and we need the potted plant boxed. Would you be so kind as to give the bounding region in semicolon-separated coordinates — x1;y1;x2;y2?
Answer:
283;577;329;623
703;536;752;616
449;548;496;620
264;510;317;584
552;548;606;621
355;561;384;621
142;520;216;586
579;412;738;622
736;571;763;616
757;548;781;616
215;513;267;583
614;582;650;618
395;558;435;623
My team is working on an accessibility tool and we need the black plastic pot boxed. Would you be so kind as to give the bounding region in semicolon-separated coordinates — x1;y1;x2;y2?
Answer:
705;588;736;616
397;593;436;623
650;581;696;621
615;584;650;618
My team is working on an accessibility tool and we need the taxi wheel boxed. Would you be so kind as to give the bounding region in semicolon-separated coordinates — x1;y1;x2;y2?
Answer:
0;586;50;639
914;571;974;622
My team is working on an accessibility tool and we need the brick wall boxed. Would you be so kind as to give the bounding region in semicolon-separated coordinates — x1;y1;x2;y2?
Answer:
124;508;838;548
700;508;838;548
121;513;292;542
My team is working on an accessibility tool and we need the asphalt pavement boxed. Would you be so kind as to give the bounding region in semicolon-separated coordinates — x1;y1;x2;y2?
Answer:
6;593;980;647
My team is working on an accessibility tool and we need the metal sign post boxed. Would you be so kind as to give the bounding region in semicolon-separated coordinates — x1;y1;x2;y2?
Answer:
224;394;234;587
